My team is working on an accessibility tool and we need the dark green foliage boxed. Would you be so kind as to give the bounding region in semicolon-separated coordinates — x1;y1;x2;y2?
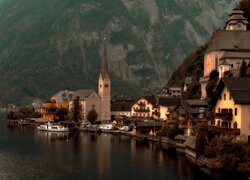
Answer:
168;44;207;98
159;126;184;139
240;60;247;77
87;109;98;124
204;135;250;172
55;107;68;121
239;0;250;29
7;111;16;119
71;96;81;122
0;1;229;106
206;70;219;98
209;70;219;81
6;107;41;119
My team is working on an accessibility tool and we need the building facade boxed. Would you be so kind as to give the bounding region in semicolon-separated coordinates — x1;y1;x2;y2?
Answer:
200;6;250;98
212;78;250;139
131;96;157;119
69;89;101;121
98;38;111;122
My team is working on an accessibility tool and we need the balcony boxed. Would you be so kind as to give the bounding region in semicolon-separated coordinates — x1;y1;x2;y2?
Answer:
215;113;233;121
134;108;150;112
209;126;240;135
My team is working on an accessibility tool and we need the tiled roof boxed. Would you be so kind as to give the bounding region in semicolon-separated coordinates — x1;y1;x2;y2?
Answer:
220;51;250;60
72;89;96;101
158;97;180;107
186;99;208;107
223;78;250;104
52;90;74;103
206;30;250;53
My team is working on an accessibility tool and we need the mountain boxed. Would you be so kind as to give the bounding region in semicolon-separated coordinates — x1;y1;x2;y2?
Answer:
0;0;234;105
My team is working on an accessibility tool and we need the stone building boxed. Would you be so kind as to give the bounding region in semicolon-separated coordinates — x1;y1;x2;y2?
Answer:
98;38;111;122
200;6;250;98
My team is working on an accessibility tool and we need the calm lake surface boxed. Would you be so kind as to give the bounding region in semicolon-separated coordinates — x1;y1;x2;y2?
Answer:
0;114;248;180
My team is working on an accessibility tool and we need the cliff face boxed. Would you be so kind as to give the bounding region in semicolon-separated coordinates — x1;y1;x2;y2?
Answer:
0;0;234;105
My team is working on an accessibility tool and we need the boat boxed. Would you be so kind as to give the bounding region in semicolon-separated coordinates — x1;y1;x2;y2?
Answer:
18;119;30;126
37;122;69;132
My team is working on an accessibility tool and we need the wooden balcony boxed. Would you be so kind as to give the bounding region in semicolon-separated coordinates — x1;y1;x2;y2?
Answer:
215;113;233;121
209;126;240;135
134;108;150;112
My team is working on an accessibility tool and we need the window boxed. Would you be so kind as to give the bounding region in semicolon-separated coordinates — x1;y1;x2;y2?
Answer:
105;84;109;87
229;94;232;100
224;94;226;100
235;108;238;116
231;64;233;68
100;84;102;88
219;96;222;100
218;108;220;113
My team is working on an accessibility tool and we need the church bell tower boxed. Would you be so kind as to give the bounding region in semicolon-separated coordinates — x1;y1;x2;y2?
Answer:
98;37;111;122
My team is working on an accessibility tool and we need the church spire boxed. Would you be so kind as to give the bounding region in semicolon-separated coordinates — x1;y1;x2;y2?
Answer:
101;36;109;78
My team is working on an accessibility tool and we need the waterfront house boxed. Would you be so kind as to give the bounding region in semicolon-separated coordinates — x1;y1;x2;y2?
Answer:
69;89;101;121
131;96;157;119
135;121;162;135
111;96;133;122
41;100;57;120
157;96;180;121
51;90;74;109
177;99;209;135
210;77;250;140
168;87;182;97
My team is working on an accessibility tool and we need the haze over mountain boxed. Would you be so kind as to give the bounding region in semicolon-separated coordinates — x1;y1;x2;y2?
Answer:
0;0;234;105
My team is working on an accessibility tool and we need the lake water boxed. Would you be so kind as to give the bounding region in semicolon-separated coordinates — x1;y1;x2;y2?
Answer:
0;114;248;180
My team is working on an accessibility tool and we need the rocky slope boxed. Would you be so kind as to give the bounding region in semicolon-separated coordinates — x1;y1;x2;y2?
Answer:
0;0;234;105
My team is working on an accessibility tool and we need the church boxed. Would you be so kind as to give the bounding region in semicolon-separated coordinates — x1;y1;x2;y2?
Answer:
98;38;111;122
44;39;111;122
200;5;250;98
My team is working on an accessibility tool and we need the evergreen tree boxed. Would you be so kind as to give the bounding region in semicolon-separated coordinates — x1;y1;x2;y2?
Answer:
240;60;247;77
72;96;82;122
239;0;250;30
87;109;98;124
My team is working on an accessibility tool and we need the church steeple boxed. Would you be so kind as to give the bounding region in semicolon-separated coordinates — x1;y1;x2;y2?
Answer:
225;4;249;31
98;36;111;122
101;37;109;79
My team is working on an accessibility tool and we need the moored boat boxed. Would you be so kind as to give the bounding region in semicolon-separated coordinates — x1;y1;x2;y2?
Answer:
37;122;69;132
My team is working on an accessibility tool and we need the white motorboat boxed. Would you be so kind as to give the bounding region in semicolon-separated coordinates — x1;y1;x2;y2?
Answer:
37;122;70;132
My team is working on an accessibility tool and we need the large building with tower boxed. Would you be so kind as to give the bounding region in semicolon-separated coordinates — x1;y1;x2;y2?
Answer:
200;6;250;98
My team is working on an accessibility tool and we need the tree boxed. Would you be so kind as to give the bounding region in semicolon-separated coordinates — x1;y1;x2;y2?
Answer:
87;109;98;124
71;96;82;122
240;60;247;77
55;108;68;121
239;0;250;30
206;70;219;98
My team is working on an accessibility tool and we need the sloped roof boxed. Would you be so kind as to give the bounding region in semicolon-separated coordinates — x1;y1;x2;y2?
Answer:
52;90;74;103
72;89;97;101
223;78;250;104
158;97;180;107
206;30;250;53
186;99;208;107
220;51;250;60
133;96;157;106
111;101;133;111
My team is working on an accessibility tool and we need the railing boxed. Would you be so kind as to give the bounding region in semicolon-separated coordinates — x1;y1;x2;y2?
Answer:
215;113;233;121
209;126;240;135
134;108;150;112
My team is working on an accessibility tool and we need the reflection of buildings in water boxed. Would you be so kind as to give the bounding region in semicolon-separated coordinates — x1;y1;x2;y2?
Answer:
96;134;111;180
37;131;69;144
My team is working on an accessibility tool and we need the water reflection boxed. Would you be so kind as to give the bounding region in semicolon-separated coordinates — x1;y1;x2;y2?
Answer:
0;117;249;180
36;131;69;143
